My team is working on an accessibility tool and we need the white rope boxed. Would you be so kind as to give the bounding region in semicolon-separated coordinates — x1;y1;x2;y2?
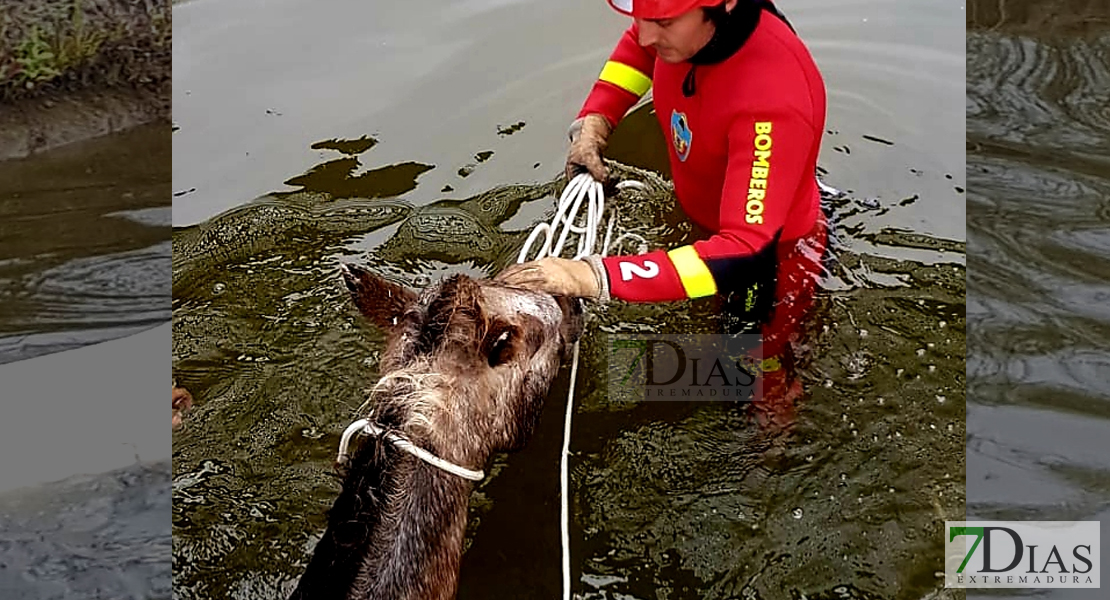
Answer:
336;418;485;481
519;173;608;263
518;172;631;600
560;339;580;599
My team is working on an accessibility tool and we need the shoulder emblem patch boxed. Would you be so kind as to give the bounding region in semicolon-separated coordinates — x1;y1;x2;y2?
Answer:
670;110;692;162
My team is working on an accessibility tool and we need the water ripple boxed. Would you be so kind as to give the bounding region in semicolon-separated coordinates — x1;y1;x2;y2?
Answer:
0;242;170;364
967;11;1110;531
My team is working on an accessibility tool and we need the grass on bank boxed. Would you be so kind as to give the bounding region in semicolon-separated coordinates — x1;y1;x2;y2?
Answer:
0;0;170;103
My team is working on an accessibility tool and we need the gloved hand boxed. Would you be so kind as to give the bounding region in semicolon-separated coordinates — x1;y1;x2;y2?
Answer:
566;114;612;183
495;256;610;302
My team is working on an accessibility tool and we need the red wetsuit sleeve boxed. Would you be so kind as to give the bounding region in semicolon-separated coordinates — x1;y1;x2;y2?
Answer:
600;109;815;303
602;249;690;303
578;23;656;129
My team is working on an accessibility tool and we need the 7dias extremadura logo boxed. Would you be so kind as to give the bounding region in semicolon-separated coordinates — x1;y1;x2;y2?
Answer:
945;521;1100;588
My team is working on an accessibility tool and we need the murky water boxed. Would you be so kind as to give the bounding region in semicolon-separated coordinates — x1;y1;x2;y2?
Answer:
966;0;1110;596
172;0;964;598
0;461;172;600
0;124;171;597
0;123;171;364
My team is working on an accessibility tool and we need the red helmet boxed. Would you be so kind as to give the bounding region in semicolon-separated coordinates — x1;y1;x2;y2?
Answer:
607;0;723;19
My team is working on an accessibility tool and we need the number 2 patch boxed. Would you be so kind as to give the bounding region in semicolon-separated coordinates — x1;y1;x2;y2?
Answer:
618;260;660;281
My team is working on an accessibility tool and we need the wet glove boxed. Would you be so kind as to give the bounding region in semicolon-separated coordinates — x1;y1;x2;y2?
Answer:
495;256;610;302
566;114;612;183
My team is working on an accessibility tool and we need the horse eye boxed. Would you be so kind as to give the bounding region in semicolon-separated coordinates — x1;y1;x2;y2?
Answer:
487;328;515;368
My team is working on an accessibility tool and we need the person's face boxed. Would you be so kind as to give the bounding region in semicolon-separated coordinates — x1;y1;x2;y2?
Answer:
635;1;735;63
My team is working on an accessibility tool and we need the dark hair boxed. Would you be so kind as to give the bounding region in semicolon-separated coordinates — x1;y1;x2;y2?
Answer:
702;1;732;24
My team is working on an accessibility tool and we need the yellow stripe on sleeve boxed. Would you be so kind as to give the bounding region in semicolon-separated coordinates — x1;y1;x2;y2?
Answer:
667;245;718;299
598;61;652;97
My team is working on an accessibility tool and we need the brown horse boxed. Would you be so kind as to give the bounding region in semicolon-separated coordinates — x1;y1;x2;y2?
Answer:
288;263;582;600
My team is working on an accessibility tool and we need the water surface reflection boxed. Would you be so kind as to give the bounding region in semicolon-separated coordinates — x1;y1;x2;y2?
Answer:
0;124;171;364
967;2;1110;594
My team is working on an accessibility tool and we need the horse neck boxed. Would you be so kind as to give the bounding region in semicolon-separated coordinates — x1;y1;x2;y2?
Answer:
290;439;472;600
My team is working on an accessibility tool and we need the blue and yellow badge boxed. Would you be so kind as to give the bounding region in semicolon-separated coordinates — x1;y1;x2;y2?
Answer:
671;110;692;162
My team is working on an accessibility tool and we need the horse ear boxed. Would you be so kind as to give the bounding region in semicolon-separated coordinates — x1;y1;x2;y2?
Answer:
339;263;417;330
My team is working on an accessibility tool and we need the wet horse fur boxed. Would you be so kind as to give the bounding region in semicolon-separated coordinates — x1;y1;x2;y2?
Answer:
288;263;582;600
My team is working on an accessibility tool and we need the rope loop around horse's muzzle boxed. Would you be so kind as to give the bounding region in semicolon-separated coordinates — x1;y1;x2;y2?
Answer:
336;417;485;481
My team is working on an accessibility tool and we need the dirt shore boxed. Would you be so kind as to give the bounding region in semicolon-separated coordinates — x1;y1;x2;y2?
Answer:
968;0;1108;35
0;0;170;160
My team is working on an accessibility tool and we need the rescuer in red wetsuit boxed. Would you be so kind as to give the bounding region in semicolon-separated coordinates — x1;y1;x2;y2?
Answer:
498;0;829;427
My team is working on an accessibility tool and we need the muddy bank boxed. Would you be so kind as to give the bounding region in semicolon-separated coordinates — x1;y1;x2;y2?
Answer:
0;0;170;159
0;84;168;160
968;0;1108;36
